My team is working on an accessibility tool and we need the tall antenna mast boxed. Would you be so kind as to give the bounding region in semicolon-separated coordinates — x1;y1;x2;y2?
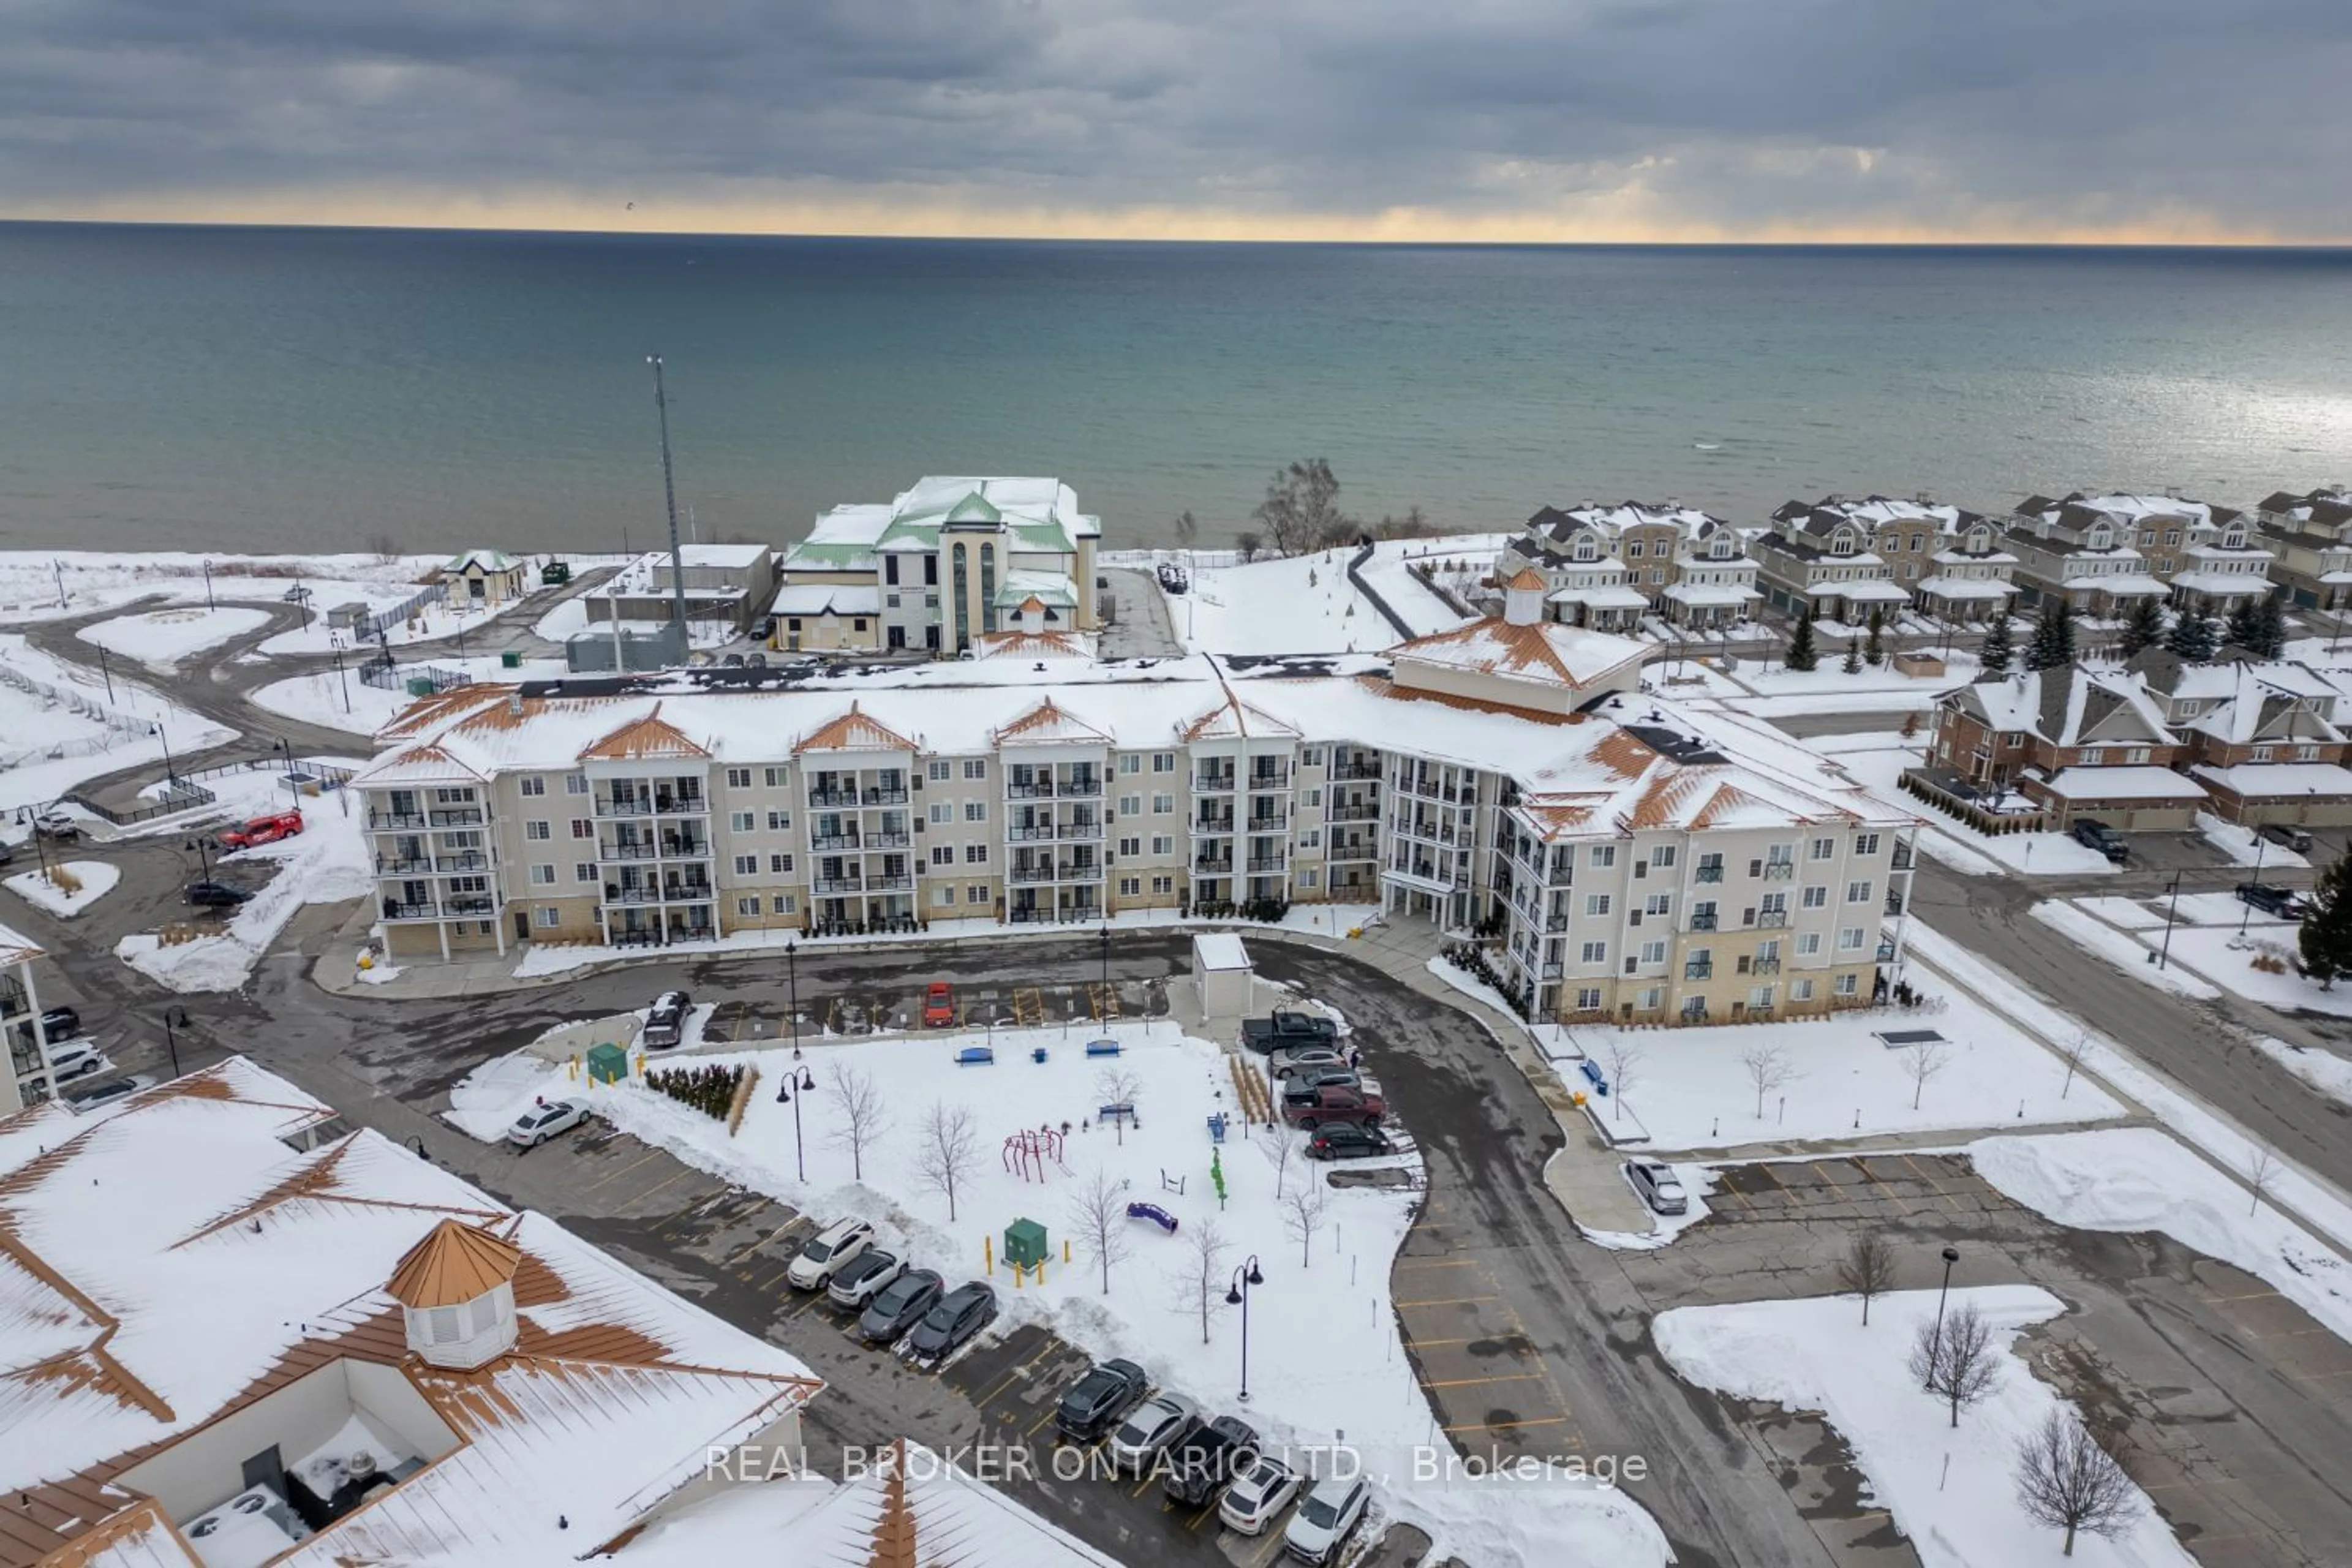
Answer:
646;354;690;638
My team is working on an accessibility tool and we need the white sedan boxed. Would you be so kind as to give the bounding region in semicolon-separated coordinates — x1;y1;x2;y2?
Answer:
507;1098;590;1148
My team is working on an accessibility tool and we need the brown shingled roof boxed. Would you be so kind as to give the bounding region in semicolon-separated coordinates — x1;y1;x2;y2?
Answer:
794;701;919;755
578;704;710;762
1502;565;1548;592
387;1219;523;1310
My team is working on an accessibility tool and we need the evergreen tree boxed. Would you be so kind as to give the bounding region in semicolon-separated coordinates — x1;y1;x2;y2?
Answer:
2166;612;2218;663
2118;595;2165;658
1979;612;2015;677
2299;851;2352;989
2026;599;2076;671
1843;636;1863;675
1785;608;1819;672
1865;606;1887;666
2223;595;2259;652
2252;593;2287;659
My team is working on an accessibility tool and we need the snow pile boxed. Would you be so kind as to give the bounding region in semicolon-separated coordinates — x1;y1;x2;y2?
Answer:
2195;812;2309;870
2;861;119;916
76;606;272;670
2252;1037;2352;1110
1972;1128;2352;1349
1656;1286;2192;1568
2027;903;2218;999
445;1053;571;1140
1577;1163;1720;1251
2030;895;2352;1018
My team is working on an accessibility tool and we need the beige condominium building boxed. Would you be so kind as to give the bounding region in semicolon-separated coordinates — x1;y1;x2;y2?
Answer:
354;576;1916;1026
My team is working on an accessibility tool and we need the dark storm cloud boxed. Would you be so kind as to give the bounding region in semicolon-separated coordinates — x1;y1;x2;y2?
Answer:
3;0;2347;235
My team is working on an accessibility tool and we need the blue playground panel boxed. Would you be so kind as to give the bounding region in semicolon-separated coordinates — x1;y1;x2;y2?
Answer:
1125;1202;1179;1234
1205;1112;1227;1144
958;1047;996;1066
1099;1101;1136;1123
1580;1060;1609;1096
1085;1039;1122;1057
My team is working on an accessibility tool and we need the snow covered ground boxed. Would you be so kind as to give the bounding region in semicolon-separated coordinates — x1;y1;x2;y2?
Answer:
0;550;435;624
0;631;236;820
113;771;369;991
1657;1286;2192;1568
77;606;273;671
475;1019;1664;1567
2027;902;2219;999
2;861;119;917
1560;984;2125;1151
1974;1127;2352;1349
2029;895;2350;1016
2196;812;2309;870
1175;537;1490;656
2253;1037;2352;1110
250;655;567;737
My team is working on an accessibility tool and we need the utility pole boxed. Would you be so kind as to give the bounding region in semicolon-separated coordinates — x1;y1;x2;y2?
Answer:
202;559;216;610
646;355;690;643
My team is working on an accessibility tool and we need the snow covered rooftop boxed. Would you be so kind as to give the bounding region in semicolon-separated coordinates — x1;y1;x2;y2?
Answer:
770;583;881;617
971;630;1092;662
1529;501;1730;540
0;1058;820;1568
0;924;40;969
2190;761;2352;797
1390;617;1650;695
2034;765;2208;801
787;478;1099;571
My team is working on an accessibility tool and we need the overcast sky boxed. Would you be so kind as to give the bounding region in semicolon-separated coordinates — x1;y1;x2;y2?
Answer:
6;0;2348;241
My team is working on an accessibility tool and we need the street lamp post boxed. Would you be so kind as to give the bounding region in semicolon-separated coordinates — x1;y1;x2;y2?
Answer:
95;644;116;705
2240;837;2266;937
161;1006;189;1079
786;940;801;1050
151;723;175;784
186;835;216;884
1098;921;1112;1023
1925;1243;1961;1388
202;559;216;610
2156;870;2185;968
775;1065;816;1182
334;647;351;715
1224;1256;1265;1402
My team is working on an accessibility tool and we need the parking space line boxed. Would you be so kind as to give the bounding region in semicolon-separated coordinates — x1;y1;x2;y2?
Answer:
578;1148;665;1193
1441;1414;1571;1434
1420;1371;1547;1391
628;1169;703;1207
976;1340;1062;1404
1394;1294;1498;1310
1393;1257;1479;1270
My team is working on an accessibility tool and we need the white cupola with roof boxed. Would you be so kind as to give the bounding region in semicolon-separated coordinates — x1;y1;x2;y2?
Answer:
388;1218;523;1371
1502;565;1549;627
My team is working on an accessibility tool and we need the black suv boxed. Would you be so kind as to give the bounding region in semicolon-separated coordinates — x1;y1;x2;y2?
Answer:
1161;1414;1261;1506
641;989;692;1049
2070;819;2129;863
2236;883;2310;920
907;1281;997;1364
858;1269;944;1345
184;881;251;908
1306;1123;1395;1161
1056;1357;1150;1442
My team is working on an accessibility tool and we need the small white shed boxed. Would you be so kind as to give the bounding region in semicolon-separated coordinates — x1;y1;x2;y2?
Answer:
1191;932;1253;1017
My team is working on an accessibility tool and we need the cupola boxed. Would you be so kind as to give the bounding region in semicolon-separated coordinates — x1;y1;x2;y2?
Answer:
388;1219;522;1371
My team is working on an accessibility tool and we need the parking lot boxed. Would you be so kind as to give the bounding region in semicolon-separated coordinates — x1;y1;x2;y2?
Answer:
698;975;1172;1044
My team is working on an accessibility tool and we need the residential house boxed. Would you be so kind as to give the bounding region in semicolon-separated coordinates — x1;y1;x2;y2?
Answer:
2253;487;2352;611
775;477;1101;655
1497;502;1759;630
2014;492;2274;618
1770;495;2019;624
2129;648;2352;826
2000;498;2173;617
438;549;529;609
1751;503;1913;625
0;924;63;1114
1923;666;2201;827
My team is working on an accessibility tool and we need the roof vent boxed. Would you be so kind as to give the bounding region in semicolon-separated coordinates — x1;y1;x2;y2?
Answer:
507;691;524;718
389;1219;522;1371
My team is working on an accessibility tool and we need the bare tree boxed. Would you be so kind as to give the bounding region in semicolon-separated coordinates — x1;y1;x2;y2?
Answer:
1172;510;1199;549
1909;1302;2000;1428
2015;1409;2142;1557
1283;1178;1329;1268
1740;1043;1795;1119
1065;1164;1133;1295
1251;458;1352;558
1834;1230;1897;1326
913;1101;982;1223
1167;1218;1233;1345
1270;1125;1295;1200
1234;529;1264;563
2057;1029;2094;1099
1095;1066;1142;1147
2247;1146;2278;1216
826;1064;891;1182
1902;1039;1951;1112
1601;1037;1646;1124
365;531;403;563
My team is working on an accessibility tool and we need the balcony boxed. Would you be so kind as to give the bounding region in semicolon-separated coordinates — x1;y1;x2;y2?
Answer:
1058;778;1102;797
865;874;915;893
1246;815;1289;833
1752;957;1782;975
1194;772;1236;793
374;855;429;875
1011;864;1057;884
1196;816;1235;834
599;838;658;862
809;832;865;851
1057;862;1103;881
654;794;707;816
1684;962;1714;981
812;876;866;895
1006;781;1059;799
1008;824;1057;842
1754;910;1789;929
1329;805;1379;823
1540;963;1564;982
432;852;489;873
1246;768;1291;790
1892;845;1914;870
1246;856;1287;873
1328;842;1378;862
594;796;650;819
1331;761;1382;781
1689;914;1719;932
1695;865;1725;884
1763;862;1796;881
1885;891;1905;916
366;810;428;831
1057;821;1102;840
859;786;909;807
444;895;495;916
1193;855;1234;874
1545;914;1571;933
807;788;858;809
862;831;912;849
379;900;440;921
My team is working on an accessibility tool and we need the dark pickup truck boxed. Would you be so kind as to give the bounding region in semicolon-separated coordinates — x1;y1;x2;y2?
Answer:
1240;1009;1339;1055
1281;1082;1385;1129
1161;1415;1260;1506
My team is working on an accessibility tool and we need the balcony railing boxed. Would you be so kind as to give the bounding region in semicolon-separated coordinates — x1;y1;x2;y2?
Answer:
1539;963;1564;982
1763;862;1796;881
1060;778;1102;797
1007;782;1058;799
1684;962;1714;981
810;832;863;851
862;831;912;849
1892;845;1914;870
865;874;914;892
859;787;908;806
1057;821;1102;839
1247;768;1291;789
812;876;866;894
367;810;428;831
1329;805;1379;823
1754;910;1789;929
1246;856;1287;873
1011;864;1057;884
1057;862;1103;881
1689;914;1719;932
380;900;441;921
807;789;858;808
444;896;495;916
1328;843;1378;862
1545;914;1571;933
1330;761;1382;780
1752;957;1782;975
1246;815;1289;832
600;839;657;862
1008;824;1055;841
374;855;429;875
1695;865;1725;883
1193;855;1234;873
1196;816;1235;834
1194;772;1236;792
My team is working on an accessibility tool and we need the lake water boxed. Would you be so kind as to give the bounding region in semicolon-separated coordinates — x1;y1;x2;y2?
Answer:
1;224;2345;555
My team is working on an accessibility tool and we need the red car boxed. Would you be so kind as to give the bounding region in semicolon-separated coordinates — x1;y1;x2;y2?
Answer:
217;810;304;850
923;981;956;1028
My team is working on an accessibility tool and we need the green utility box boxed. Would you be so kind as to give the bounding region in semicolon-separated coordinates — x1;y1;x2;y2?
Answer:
1003;1218;1049;1269
406;676;435;698
585;1042;630;1085
500;649;523;669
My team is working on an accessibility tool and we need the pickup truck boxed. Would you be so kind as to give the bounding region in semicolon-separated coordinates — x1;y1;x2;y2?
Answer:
1161;1415;1260;1507
1240;1009;1339;1055
1280;1082;1385;1130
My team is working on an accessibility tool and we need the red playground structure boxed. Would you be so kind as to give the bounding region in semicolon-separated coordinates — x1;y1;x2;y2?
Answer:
1003;1125;1068;1183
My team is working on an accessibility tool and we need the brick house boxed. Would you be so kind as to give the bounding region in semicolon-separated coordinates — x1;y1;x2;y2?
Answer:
1925;666;2201;828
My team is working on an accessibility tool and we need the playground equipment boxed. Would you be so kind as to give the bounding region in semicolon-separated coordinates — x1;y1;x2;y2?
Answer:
1210;1148;1227;1208
1085;1039;1122;1058
1125;1202;1179;1234
958;1046;996;1066
1159;1169;1187;1196
1205;1112;1228;1144
1003;1125;1068;1183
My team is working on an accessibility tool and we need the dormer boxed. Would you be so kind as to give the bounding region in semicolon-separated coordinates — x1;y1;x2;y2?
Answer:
1964;524;1991;554
2087;524;2113;550
1830;529;1856;557
1572;534;1599;562
2222;525;2247;549
388;1219;522;1371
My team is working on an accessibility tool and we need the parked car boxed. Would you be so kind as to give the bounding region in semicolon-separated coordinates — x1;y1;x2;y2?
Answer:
1162;1414;1261;1506
720;653;745;668
858;1268;944;1344
905;1281;997;1364
786;1218;876;1290
1306;1123;1395;1161
184;881;251;908
1269;1043;1348;1080
1279;1069;1363;1106
36;1006;80;1042
1280;1081;1385;1131
506;1097;590;1148
540;559;573;586
1054;1357;1150;1443
2236;883;2311;920
62;1074;156;1115
2070;818;2129;863
827;1249;907;1310
1625;1159;1689;1216
32;812;80;842
923;981;956;1027
752;615;777;642
1241;1010;1340;1055
1107;1392;1200;1473
641;989;692;1049
2258;822;2316;854
1283;1474;1370;1564
41;1038;109;1083
1219;1453;1303;1536
217;810;304;850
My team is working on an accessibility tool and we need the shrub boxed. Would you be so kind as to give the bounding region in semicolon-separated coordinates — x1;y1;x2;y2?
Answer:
646;1062;745;1121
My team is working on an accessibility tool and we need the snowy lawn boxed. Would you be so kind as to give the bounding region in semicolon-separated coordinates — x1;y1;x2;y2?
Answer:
1562;986;2125;1152
1178;540;1493;655
2196;812;2309;870
1973;1128;2352;1349
113;781;370;991
1657;1286;2193;1568
3;861;119;916
0;549;454;624
250;655;567;737
2253;1038;2352;1110
77;606;273;671
565;1020;1665;1568
1917;824;2120;878
2027;903;2218;1000
0;632;236;818
445;1052;573;1140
